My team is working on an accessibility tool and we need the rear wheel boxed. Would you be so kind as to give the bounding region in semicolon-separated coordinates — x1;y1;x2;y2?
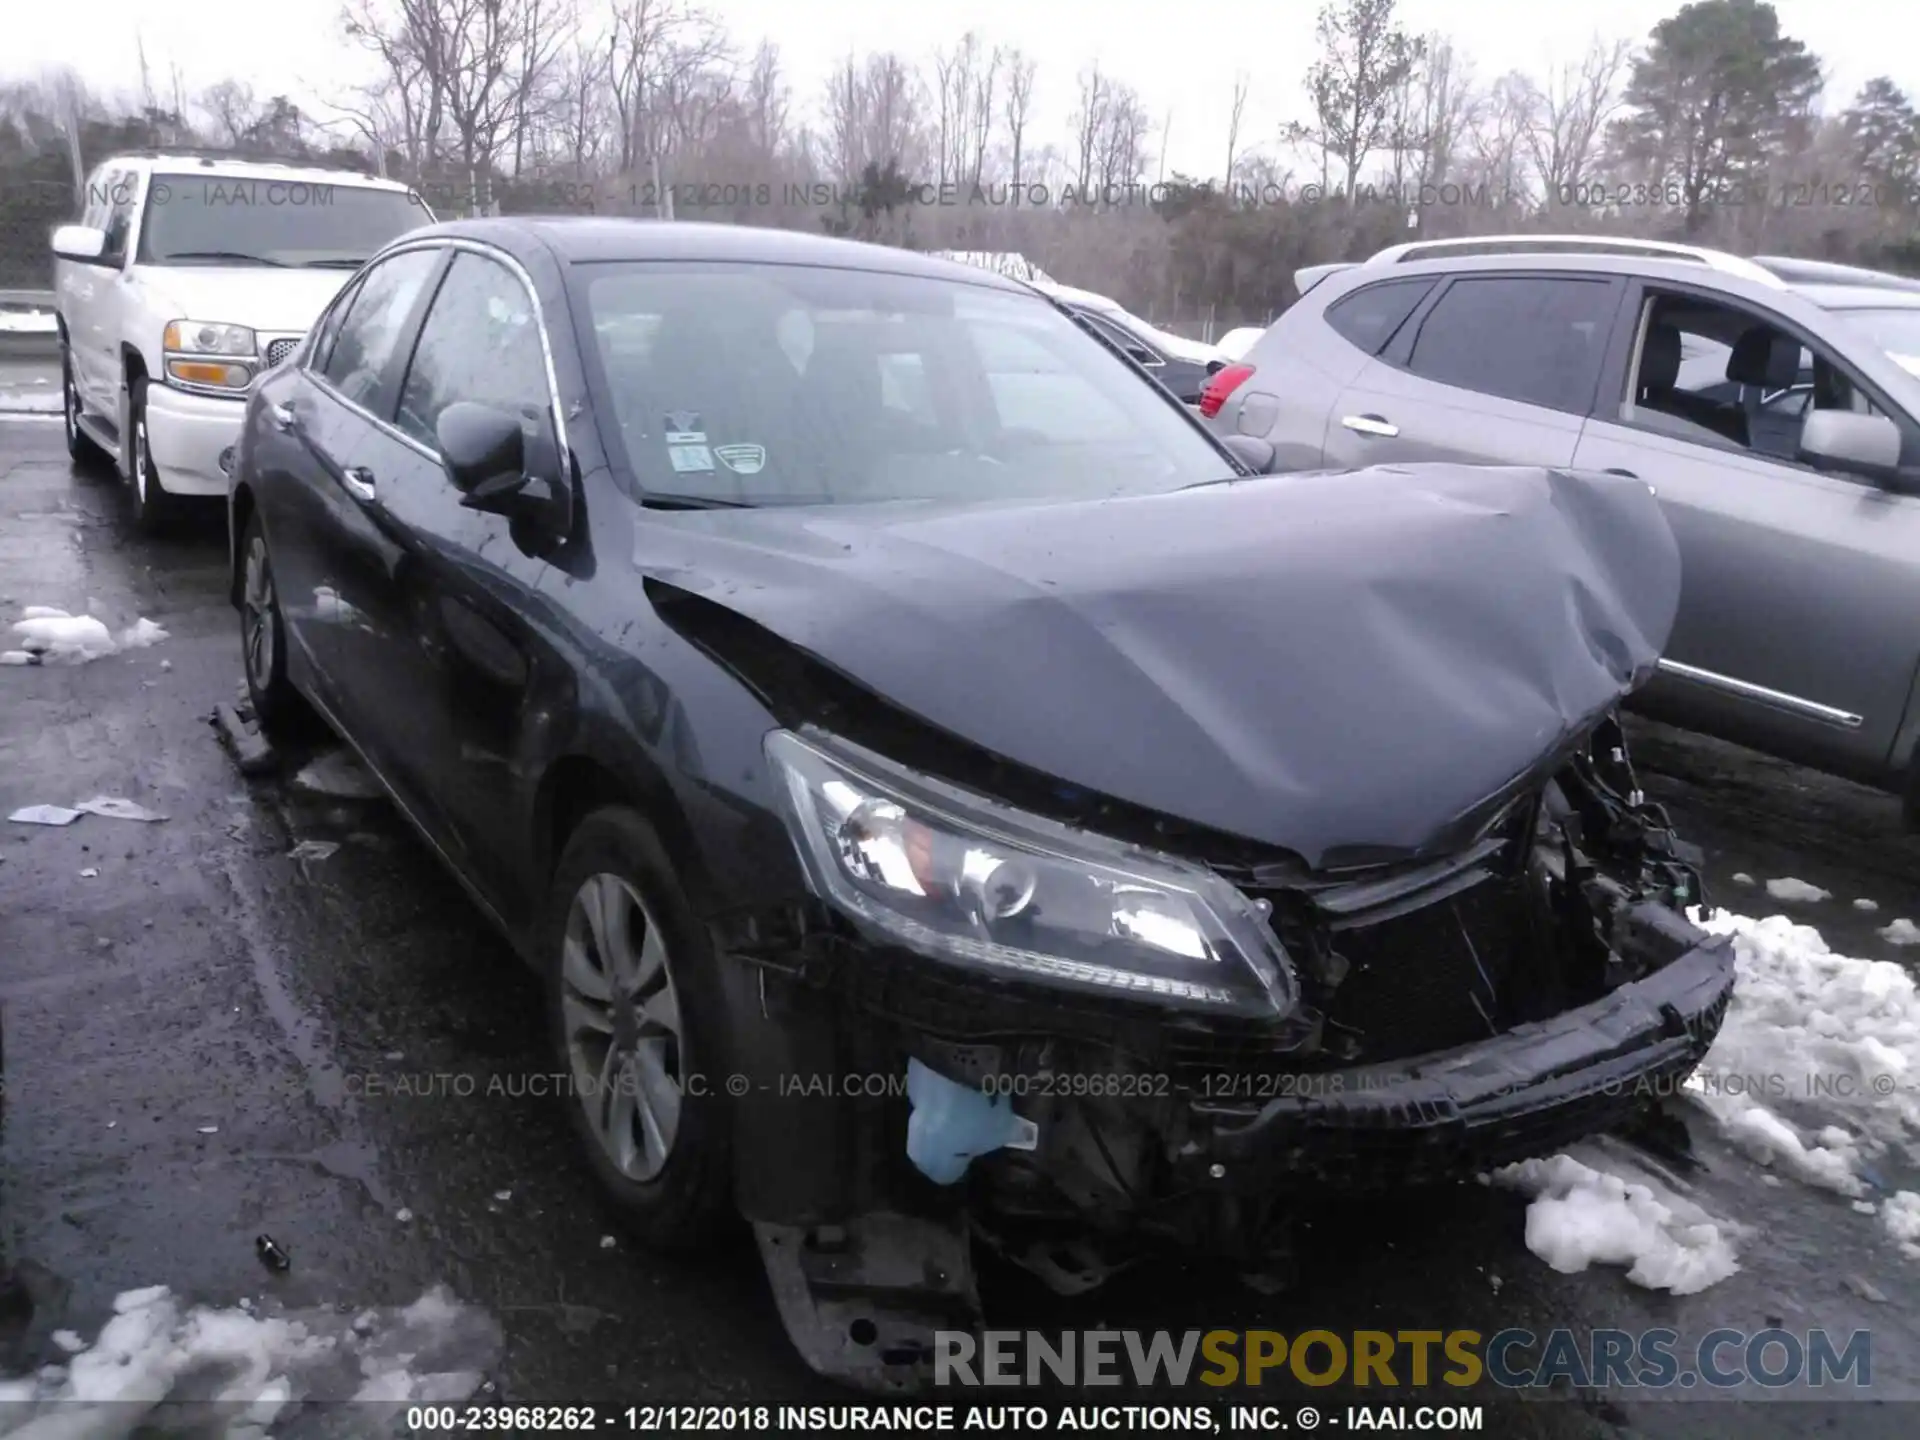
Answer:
60;344;108;470
126;376;184;535
545;807;734;1250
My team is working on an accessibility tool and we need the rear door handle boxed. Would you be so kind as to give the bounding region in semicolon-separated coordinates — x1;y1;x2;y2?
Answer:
1341;413;1399;438
342;466;376;502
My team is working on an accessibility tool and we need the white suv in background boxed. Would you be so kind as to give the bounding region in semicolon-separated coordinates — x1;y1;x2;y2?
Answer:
51;151;433;530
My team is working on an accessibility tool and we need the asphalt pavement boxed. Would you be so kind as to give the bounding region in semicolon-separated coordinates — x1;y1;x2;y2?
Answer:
3;393;1920;1437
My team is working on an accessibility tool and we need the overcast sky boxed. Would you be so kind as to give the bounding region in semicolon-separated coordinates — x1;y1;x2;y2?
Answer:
5;0;1915;177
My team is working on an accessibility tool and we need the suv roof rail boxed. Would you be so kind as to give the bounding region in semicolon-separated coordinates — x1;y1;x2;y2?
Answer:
1749;254;1920;293
1364;234;1788;289
107;146;379;177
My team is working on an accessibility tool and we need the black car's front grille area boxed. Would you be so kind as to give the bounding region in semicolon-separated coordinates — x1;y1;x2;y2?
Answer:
1312;873;1530;1063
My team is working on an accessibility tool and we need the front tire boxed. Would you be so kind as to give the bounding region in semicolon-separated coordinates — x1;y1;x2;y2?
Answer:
61;344;109;470
545;807;734;1251
239;512;313;739
126;376;184;534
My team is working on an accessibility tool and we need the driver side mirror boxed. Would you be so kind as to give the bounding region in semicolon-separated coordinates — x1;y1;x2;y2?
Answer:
1799;409;1904;484
1220;434;1277;474
437;400;572;535
51;224;107;264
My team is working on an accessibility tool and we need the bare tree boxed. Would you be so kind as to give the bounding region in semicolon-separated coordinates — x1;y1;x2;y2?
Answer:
1523;34;1632;204
1225;73;1249;189
200;80;259;148
1072;64;1110;192
742;41;789;158
1461;72;1539;208
967;42;1001;186
822;51;926;186
1002;49;1037;199
1294;0;1424;202
604;0;727;185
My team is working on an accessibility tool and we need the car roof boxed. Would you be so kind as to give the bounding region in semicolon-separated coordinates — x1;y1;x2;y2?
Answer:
409;216;1036;292
1795;284;1920;312
102;152;412;192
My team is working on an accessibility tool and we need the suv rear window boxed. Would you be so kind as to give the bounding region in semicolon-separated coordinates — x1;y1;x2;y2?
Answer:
1404;276;1615;413
1325;279;1432;356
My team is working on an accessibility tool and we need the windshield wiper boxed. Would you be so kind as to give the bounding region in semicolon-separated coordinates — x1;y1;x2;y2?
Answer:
160;250;290;267
639;492;753;510
297;258;370;269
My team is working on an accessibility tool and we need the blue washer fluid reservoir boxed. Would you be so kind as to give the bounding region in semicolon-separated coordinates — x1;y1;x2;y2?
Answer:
904;1058;1040;1184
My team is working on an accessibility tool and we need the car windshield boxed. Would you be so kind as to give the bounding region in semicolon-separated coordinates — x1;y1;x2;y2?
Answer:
139;175;432;267
1834;307;1920;376
576;260;1235;507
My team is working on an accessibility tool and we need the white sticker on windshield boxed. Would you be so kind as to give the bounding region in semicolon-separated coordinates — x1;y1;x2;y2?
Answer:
1890;352;1920;378
669;444;714;473
715;443;766;475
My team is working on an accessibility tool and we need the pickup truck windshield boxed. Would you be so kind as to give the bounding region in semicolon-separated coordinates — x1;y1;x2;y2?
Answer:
578;260;1234;508
138;176;432;267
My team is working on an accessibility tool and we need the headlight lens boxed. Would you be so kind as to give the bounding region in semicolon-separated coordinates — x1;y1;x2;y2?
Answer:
164;320;256;357
766;729;1297;1018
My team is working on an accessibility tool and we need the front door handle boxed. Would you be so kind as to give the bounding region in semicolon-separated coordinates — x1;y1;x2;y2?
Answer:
269;402;297;432
1602;466;1656;496
1341;413;1399;438
342;466;376;502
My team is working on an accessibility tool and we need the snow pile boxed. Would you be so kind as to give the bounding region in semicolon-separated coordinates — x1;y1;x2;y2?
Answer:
0;1284;499;1436
1883;1192;1920;1259
1687;908;1920;1195
0;309;55;334
1764;876;1830;903
2;607;168;666
1491;1147;1740;1294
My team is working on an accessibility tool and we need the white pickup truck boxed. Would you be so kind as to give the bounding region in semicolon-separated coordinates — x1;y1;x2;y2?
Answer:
51;151;433;530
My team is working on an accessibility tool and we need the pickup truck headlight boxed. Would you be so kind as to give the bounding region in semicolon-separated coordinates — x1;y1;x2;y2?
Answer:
164;320;256;392
766;728;1297;1018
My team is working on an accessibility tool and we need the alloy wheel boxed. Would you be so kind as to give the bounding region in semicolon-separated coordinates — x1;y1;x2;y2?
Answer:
559;872;685;1182
242;536;276;689
132;413;149;501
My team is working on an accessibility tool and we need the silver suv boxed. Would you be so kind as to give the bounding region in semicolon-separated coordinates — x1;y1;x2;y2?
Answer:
1203;236;1920;820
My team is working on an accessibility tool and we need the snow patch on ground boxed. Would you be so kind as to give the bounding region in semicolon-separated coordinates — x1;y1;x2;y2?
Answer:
0;1283;499;1435
3;607;168;666
1687;908;1920;1196
1764;876;1831;903
1881;919;1920;947
1490;1145;1740;1293
1884;1192;1920;1259
0;309;54;334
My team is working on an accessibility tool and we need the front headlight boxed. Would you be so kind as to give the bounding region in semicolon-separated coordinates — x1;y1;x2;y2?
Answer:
164;320;256;392
766;729;1297;1018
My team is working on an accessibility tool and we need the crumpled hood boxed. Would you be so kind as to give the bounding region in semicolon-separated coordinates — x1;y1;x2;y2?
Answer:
634;465;1681;867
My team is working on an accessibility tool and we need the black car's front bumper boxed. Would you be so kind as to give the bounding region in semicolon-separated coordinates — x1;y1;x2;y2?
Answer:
1175;931;1736;1191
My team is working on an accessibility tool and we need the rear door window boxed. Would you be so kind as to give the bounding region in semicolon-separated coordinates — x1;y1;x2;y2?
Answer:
1403;276;1617;414
1325;279;1434;356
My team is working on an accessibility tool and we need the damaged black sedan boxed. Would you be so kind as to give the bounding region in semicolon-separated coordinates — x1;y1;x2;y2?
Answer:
225;217;1735;1392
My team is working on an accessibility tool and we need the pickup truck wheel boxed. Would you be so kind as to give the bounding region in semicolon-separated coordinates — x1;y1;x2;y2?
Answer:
126;377;184;535
61;346;108;470
546;807;734;1251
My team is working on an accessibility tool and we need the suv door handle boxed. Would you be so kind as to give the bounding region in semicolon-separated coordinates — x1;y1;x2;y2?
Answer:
1342;413;1399;438
269;402;297;432
341;466;376;502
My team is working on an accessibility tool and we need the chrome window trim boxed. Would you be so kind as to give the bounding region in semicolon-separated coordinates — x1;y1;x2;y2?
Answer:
304;236;571;471
1656;658;1864;729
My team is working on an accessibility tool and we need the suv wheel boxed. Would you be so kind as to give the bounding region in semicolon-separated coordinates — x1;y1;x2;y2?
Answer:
61;345;108;470
545;807;734;1250
126;376;183;534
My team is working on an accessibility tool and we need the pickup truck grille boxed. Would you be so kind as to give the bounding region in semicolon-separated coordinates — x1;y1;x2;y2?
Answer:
265;337;301;367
